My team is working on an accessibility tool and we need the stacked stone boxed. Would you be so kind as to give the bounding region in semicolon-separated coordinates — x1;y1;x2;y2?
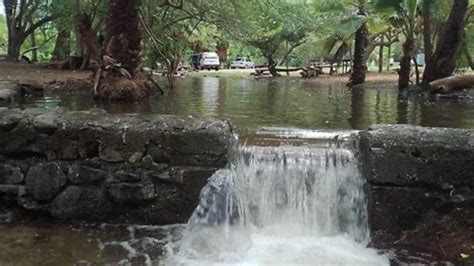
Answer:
0;108;234;224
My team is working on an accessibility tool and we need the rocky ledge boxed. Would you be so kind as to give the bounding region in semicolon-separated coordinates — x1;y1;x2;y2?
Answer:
360;125;474;264
0;108;235;224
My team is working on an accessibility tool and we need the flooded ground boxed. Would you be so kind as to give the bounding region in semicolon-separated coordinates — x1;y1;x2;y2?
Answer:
16;76;474;138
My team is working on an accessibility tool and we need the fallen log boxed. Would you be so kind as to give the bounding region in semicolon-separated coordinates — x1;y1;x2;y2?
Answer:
428;75;474;93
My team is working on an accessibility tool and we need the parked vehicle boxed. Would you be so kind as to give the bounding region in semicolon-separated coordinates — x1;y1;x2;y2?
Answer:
230;57;255;69
190;54;200;70
199;52;220;71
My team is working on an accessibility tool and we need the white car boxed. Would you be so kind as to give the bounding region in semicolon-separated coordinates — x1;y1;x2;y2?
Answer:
230;57;255;69
199;52;220;71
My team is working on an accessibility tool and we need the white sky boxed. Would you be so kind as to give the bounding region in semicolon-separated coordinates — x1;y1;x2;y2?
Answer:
0;3;4;15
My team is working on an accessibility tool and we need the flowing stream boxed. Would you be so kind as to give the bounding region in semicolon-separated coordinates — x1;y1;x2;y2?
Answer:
162;133;389;265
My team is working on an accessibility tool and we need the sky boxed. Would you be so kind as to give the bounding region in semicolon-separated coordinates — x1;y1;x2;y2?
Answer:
0;2;4;15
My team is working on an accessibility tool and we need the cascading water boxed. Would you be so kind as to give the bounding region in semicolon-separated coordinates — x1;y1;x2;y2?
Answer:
163;132;389;265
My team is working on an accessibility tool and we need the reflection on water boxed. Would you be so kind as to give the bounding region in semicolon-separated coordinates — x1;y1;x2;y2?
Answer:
19;77;474;138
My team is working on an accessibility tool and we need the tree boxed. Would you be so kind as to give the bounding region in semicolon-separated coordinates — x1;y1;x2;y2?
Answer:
350;3;370;85
422;0;470;84
322;0;398;84
374;0;421;90
2;0;57;61
421;0;432;64
222;0;311;76
78;0;155;101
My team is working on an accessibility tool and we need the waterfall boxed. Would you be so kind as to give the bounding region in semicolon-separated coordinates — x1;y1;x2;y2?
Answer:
163;134;389;265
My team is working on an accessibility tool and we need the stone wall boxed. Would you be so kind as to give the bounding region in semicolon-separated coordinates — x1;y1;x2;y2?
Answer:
360;125;474;262
0;108;235;224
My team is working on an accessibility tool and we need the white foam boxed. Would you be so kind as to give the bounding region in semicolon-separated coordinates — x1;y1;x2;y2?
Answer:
163;144;389;266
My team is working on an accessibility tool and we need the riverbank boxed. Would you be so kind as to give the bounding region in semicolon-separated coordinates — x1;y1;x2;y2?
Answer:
0;61;400;86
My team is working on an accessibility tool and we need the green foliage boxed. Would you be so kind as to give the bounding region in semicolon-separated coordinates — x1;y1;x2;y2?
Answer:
0;15;6;54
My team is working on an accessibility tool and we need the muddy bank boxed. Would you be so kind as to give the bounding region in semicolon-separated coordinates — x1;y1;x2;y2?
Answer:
360;125;474;264
0;108;235;224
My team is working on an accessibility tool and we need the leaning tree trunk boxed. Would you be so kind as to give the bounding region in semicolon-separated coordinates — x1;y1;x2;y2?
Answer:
80;0;154;101
349;10;369;86
428;75;474;93
29;28;38;62
422;0;469;84
399;38;414;90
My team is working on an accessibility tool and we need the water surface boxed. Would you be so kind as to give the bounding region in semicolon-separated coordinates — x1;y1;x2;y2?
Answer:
20;77;474;137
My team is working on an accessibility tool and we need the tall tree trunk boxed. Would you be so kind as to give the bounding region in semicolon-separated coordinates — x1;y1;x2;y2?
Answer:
399;38;414;90
422;0;469;84
74;0;84;56
349;9;369;86
378;35;384;73
51;30;70;61
386;30;392;72
29;28;38;62
422;0;433;64
105;0;141;74
7;35;23;61
85;0;153;101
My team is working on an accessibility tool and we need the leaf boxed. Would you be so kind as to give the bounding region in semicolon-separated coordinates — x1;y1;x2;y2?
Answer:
460;253;470;259
404;0;419;20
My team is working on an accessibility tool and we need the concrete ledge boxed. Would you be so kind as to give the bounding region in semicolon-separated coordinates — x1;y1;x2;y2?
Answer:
0;108;235;224
360;125;474;262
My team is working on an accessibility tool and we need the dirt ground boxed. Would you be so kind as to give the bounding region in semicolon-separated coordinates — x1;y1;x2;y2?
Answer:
0;61;399;85
0;61;90;84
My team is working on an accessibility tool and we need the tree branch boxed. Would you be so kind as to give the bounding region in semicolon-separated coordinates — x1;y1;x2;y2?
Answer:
23;15;57;39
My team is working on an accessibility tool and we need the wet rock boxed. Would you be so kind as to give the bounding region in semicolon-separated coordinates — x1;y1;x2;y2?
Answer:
0;185;20;201
172;167;217;200
25;162;67;202
0;111;21;132
128;152;143;164
0;164;24;184
50;186;111;220
0;83;21;103
144;171;170;182
107;182;156;204
99;147;124;162
68;164;107;184
140;154;167;171
32;112;59;134
113;171;141;183
147;145;171;164
17;186;40;210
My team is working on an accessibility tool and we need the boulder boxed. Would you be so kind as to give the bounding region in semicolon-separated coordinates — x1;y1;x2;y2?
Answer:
0;165;24;184
25;162;67;202
50;185;112;220
107;182;156;204
67;164;107;184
